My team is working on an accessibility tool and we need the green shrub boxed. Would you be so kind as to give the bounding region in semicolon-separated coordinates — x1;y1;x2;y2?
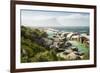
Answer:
21;25;57;63
21;45;33;57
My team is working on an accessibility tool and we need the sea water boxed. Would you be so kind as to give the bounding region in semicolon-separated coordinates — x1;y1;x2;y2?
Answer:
46;26;89;38
51;26;89;34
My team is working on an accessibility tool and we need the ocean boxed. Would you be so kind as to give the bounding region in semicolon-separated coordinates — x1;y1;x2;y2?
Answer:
51;26;89;34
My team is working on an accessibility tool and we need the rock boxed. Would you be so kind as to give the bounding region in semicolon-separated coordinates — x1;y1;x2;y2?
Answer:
79;52;84;56
64;42;72;48
71;47;78;52
79;55;84;59
65;52;79;60
22;49;27;55
43;38;53;47
73;51;80;55
59;42;65;48
56;48;65;52
50;45;55;49
64;48;73;53
63;52;69;55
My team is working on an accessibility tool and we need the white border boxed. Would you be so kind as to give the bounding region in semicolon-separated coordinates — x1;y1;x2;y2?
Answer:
16;5;94;69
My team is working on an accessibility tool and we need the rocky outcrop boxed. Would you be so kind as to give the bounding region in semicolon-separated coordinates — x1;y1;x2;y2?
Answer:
57;47;85;60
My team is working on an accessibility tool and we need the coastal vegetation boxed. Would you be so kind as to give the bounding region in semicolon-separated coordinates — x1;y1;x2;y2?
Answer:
21;26;58;63
21;25;89;63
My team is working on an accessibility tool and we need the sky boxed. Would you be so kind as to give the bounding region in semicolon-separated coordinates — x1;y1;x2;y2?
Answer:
21;9;90;27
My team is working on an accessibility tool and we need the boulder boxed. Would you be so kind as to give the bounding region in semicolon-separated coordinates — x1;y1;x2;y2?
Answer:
71;47;78;52
65;52;79;60
64;48;73;53
64;42;72;48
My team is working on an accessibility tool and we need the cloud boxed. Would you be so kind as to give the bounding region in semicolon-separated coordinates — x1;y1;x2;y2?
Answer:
57;14;89;26
21;10;89;27
58;14;89;19
22;15;54;21
22;15;61;27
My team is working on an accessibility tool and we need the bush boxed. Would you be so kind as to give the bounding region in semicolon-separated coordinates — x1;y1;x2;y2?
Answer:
21;45;33;57
30;50;58;62
21;25;57;63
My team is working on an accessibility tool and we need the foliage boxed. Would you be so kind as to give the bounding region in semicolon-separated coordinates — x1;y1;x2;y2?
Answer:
21;26;58;63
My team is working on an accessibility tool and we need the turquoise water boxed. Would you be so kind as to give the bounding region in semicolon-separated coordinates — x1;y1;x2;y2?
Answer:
70;41;89;52
46;30;57;38
69;41;89;59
